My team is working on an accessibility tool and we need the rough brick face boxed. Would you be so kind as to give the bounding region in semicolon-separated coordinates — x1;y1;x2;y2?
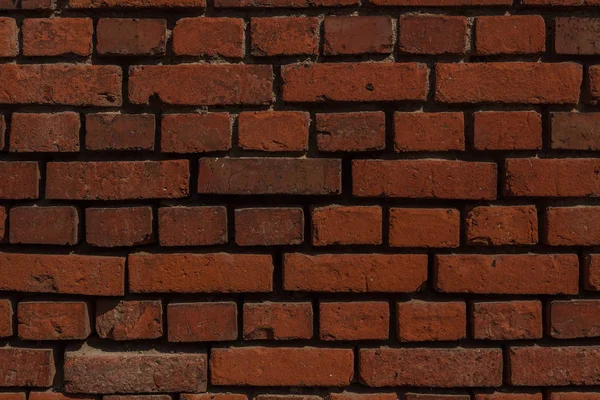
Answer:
394;112;464;152
85;113;155;151
17;301;90;340
397;301;466;342
551;112;600;150
9;206;79;245
251;17;319;56
168;302;237;342
237;111;309;151
97;19;166;56
235;207;304;246
399;15;467;55
0;299;13;337
320;301;389;340
475;16;546;54
556;18;600;54
312;205;382;246
550;300;600;338
162;113;231;153
158;206;227;246
96;299;162;340
389;208;459;248
545;206;600;245
0;348;55;387
465;205;538;246
173;18;244;57
86;207;153;247
0;18;18;57
472;301;543;340
243;302;313;340
473;111;542;150
316;112;385;152
22;18;92;56
10;112;80;153
324;16;393;55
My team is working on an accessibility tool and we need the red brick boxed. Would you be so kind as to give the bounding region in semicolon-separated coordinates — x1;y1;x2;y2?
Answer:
550;300;600;338
182;395;246;400
282;63;428;102
475;16;545;55
97;18;166;55
0;64;122;106
210;347;354;386
331;394;397;400
436;63;582;104
162;113;231;153
235;208;304;246
320;301;389;340
0;115;4;150
545;206;600;245
360;348;502;387
556;18;600;55
389;208;459;248
129;253;273;293
0;253;125;295
68;0;204;7
324;16;393;55
168;302;237;342
0;299;12;337
0;394;25;400
551;112;600;150
46;160;189;200
399;15;467;55
474;111;542;150
199;158;341;195
509;346;600;386
474;395;542;400
256;396;320;400
86;113;155;151
312;205;382;246
0;162;38;199
0;207;5;241
173;18;244;58
585;254;600;290
17;301;89;340
0;18;17;57
10;112;80;152
473;301;543;340
353;160;497;199
504;158;600;197
284;253;427;292
590;65;600;100
216;0;357;6
104;396;170;400
550;394;600;400
158;206;227;246
243;302;312;340
23;18;92;56
372;0;509;5
397;300;466;342
9;206;78;245
238;111;309;151
251;17;318;56
29;394;96;400
435;254;579;294
0;348;54;387
64;346;207;393
129;65;272;105
0;0;53;8
96;299;162;340
466;205;538;246
316;112;385;152
394;112;464;152
407;395;469;400
86;207;153;247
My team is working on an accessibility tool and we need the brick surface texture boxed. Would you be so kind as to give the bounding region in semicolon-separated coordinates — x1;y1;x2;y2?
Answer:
0;2;598;400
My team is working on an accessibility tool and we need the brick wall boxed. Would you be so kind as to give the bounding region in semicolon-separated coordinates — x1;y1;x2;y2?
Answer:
0;1;599;399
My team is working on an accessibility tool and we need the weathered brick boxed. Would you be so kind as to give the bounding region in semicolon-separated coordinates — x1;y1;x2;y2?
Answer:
0;64;121;106
407;395;469;400
199;158;341;195
168;302;237;342
316;112;385;152
475;16;545;55
394;112;464;152
162;113;231;153
210;347;354;386
182;395;246;400
556;18;600;55
216;0;357;6
9;206;78;245
281;63;428;102
96;299;163;340
372;0;510;6
0;299;12;337
0;253;125;295
585;254;600;290
435;254;579;294
473;301;543;340
10;112;80;153
399;15;467;55
475;395;542;400
158;206;227;246
0;18;17;57
0;162;38;199
466;205;538;246
129;253;273;293
397;301;466;342
235;208;304;246
550;300;600;338
243;302;312;340
353;160;497;199
64;346;207;393
22;18;92;56
331;394;397;400
97;18;166;55
238;111;309;151
251;17;319;56
360;348;502;387
86;207;153;247
312;205;382;246
284;253;427;292
545;206;600;245
0;0;53;8
17;301;90;340
550;393;600;400
129;65;273;105
46;160;189;200
509;346;600;386
324;16;393;55
69;0;204;6
320;301;389;340
173;18;244;57
0;348;55;387
0;393;26;400
474;111;542;150
86;113;155;151
436;63;582;104
389;208;460;248
551;112;600;150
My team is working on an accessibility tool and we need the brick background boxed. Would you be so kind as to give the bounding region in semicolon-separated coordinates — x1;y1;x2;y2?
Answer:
0;2;599;400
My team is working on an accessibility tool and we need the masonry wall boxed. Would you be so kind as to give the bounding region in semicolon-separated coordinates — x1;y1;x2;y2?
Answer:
0;1;599;399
